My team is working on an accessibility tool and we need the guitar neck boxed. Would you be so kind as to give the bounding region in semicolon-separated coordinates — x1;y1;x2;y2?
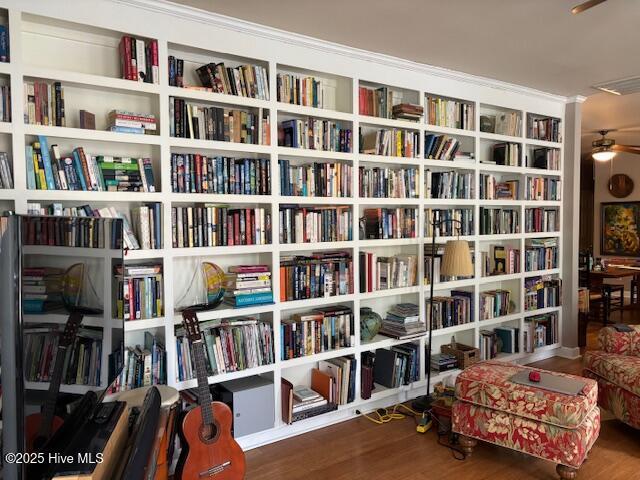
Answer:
39;342;68;437
192;339;214;425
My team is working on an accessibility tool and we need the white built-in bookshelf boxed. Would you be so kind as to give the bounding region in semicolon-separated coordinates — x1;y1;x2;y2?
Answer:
2;0;569;450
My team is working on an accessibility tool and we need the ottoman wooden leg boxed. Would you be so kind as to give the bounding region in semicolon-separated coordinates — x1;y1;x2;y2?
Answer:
556;464;578;479
458;435;477;458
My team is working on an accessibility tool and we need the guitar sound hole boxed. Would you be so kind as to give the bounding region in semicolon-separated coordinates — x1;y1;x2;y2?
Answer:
199;422;220;444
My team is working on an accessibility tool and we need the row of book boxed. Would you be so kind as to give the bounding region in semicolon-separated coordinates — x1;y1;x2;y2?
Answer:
0;84;10;122
487;143;520;167
170;97;270;144
525;238;558;271
359;86;403;120
523;312;558;352
481;245;520;276
113;333;166;391
225;265;274;308
424;134;468;161
119;36;159;83
107;110;157;135
359;252;418;293
279;205;352;244
24;324;103;386
362;207;417;240
528;117;561;143
525;276;561;311
480;326;520;360
281;306;354;360
175;317;274;381
279;251;354;302
190;61;270;100
363;344;420;390
528;148;560;170
425;170;474;199
480;175;519;200
171;205;271;248
428;292;474;330
24;81;65;126
26;137;157;192
278;118;352;152
426;96;474;130
424;246;474;285
480;207;519;235
22;214;109;249
0;151;12;188
360;129;419;157
525;208;559;232
424;208;474;237
115;263;164;320
481;111;521;137
171;154;271;195
480;289;513;320
379;303;425;340
23;267;62;314
359;165;418;198
277;73;329;109
524;177;562;201
279;159;352;197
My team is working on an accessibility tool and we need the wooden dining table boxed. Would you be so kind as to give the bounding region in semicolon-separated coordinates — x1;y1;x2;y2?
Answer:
587;266;640;305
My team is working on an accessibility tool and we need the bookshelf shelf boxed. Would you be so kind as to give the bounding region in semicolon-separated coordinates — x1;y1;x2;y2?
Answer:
25;381;100;395
24;313;115;329
361;334;425;351
22;244;120;258
279;347;357;368
5;0;569;451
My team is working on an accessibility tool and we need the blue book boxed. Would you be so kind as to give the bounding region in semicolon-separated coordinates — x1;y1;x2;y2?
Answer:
176;338;184;380
109;125;144;134
25;145;36;190
143;158;156;192
0;25;8;62
37;136;57;190
72;150;88;191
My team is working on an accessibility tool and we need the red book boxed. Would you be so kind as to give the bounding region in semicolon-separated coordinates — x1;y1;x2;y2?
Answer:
227;214;234;246
119;37;129;80
367;252;373;292
151;39;159;84
123;36;134;80
246;208;253;245
228;265;269;273
234;212;240;245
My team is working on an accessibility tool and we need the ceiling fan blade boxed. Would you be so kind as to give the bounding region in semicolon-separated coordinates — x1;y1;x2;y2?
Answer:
572;0;607;14
612;145;640;154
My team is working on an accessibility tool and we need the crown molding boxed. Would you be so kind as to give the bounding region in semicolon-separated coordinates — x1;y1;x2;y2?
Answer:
567;95;587;104
114;0;571;104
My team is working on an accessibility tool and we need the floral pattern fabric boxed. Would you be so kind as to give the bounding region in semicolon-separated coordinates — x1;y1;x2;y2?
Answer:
583;369;640;429
598;325;640;356
584;350;640;396
455;360;598;429
452;401;600;468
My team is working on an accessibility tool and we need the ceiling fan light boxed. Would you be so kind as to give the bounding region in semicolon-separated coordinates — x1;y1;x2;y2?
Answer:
593;150;616;161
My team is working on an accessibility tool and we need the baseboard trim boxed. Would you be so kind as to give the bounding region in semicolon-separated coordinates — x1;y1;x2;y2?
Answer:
557;346;582;360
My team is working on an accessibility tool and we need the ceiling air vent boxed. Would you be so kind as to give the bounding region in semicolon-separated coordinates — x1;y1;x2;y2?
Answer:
593;76;640;95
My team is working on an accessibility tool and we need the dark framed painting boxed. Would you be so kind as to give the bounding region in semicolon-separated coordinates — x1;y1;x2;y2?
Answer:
601;202;640;256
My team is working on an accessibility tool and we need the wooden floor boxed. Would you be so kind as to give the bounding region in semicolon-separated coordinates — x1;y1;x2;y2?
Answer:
245;316;640;479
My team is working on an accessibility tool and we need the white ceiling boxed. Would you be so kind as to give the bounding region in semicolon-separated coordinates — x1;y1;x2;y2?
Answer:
169;0;640;97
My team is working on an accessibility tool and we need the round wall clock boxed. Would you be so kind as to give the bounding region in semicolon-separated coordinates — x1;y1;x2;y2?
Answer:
609;173;634;198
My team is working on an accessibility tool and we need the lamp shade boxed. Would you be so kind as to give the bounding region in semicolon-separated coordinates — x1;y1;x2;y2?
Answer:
441;240;473;277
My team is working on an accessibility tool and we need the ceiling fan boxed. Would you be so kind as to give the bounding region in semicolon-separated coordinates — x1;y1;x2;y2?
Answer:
572;0;607;14
592;130;640;161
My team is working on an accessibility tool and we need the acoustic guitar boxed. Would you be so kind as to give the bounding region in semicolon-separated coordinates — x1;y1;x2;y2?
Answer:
25;311;84;452
176;309;246;480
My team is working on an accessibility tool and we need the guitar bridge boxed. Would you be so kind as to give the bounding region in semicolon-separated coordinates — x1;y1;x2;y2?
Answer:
199;461;231;477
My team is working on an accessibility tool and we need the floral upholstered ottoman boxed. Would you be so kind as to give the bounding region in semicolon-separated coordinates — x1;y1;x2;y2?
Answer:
452;361;600;479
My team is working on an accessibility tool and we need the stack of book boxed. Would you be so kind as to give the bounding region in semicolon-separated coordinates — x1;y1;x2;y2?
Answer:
170;98;270;145
480;330;499;361
281;305;354;360
277;73;328;108
279;160;352;197
494;326;520;355
392;103;423;121
485;143;520;166
280;251;353;302
481;245;520;276
26;136;157;192
224;265;273;308
119;36;159;83
364;344;420;389
360;128;419;157
428;291;474;330
359;165;418;198
424;208;474;237
171;154;270;195
431;353;458;372
525;238;558;271
480;112;521;137
379;303;425;340
191;61;269;100
22;215;107;249
424;134;468;161
528;116;561;142
480;174;519;200
529;148;560;170
524;312;558;352
292;385;328;415
175;316;274;381
108;110;157;135
525;207;559;232
114;332;166;391
23;80;65;126
426;96;474;130
480;207;520;235
525;177;562;201
0;84;10;122
358;86;402;119
0;151;12;188
362;207;417;239
279;205;352;243
480;289;512;320
425;170;474;199
525;276;561;311
278;118;351;152
171;205;271;248
24;324;103;386
115;263;163;320
359;252;418;292
22;267;63;313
